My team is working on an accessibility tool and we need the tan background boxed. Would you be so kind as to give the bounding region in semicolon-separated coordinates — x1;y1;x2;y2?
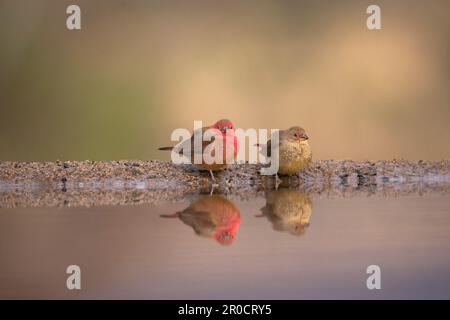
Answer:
1;0;450;161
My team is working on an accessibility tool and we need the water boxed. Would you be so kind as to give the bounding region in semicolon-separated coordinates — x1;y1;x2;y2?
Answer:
1;190;450;299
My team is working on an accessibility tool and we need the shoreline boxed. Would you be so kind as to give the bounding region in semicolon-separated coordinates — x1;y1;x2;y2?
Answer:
1;160;450;208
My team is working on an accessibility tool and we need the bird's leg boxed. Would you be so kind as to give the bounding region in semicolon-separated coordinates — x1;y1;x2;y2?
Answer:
209;170;216;182
209;170;219;191
275;173;282;190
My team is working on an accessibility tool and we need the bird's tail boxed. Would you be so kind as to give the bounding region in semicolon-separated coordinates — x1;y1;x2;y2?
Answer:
160;212;180;218
158;146;174;151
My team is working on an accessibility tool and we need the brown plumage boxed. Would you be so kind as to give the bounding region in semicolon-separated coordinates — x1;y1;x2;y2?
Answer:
261;126;312;176
257;188;312;236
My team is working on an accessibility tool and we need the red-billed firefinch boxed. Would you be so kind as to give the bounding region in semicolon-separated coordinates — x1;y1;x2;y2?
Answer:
160;195;241;245
158;119;238;181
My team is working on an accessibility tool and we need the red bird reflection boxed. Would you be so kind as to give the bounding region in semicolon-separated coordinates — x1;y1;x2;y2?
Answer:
161;195;241;245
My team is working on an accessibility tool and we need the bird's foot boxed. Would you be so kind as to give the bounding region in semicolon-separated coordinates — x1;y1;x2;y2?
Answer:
209;170;220;194
209;183;220;195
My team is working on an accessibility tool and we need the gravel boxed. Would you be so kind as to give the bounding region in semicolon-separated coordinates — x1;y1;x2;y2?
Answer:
1;160;450;208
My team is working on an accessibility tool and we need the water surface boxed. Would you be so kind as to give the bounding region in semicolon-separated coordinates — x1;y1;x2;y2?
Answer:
1;191;450;299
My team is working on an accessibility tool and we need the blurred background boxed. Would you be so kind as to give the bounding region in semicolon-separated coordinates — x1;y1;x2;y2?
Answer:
1;0;449;161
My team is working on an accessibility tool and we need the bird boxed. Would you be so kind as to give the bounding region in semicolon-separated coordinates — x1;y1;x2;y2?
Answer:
158;119;238;182
258;126;312;187
160;195;241;245
256;188;312;236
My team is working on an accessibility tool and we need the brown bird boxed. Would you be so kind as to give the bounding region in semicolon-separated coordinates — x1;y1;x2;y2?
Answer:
258;126;312;186
256;188;312;236
158;119;238;181
161;195;241;245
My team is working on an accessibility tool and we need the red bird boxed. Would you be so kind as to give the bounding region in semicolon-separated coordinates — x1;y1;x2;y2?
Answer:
161;195;241;245
159;119;238;181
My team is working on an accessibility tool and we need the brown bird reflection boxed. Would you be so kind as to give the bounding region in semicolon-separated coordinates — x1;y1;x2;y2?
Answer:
161;195;241;245
257;188;313;236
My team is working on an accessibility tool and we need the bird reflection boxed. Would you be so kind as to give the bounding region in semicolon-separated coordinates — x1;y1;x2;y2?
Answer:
161;195;241;245
257;188;312;236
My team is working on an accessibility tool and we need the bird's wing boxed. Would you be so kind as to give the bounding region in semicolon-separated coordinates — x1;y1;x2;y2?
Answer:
178;208;216;234
190;127;219;155
174;127;218;157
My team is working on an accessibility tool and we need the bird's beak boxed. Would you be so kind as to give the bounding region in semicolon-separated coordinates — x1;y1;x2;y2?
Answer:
300;133;309;141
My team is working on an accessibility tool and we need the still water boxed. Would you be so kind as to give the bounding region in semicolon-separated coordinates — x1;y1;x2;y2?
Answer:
1;190;450;299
